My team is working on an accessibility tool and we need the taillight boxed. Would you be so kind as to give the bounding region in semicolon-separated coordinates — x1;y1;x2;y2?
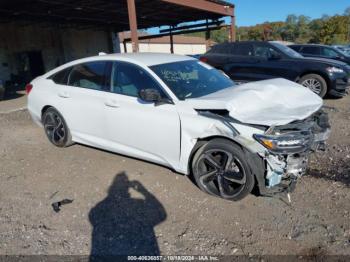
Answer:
25;84;33;94
200;57;208;63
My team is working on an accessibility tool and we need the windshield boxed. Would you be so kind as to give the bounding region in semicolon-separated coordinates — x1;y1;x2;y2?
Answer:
338;48;350;57
150;60;235;100
270;42;304;58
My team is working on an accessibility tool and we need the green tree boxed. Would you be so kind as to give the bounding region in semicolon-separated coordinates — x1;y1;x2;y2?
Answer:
320;15;349;44
309;18;324;43
344;7;350;16
282;14;298;41
295;15;311;43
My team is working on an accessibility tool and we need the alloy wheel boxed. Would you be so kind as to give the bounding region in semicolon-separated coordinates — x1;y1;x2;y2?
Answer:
196;149;247;199
44;111;66;146
301;78;322;94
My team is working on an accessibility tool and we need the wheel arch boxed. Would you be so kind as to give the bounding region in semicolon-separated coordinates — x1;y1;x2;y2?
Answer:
41;105;54;120
187;135;245;176
296;71;330;92
41;105;73;147
186;135;266;195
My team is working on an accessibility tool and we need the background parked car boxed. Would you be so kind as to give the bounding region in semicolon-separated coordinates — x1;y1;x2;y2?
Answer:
289;44;350;66
332;45;350;55
200;41;350;98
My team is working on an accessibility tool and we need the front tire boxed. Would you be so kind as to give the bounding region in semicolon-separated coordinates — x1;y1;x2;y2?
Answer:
298;74;327;98
42;107;72;147
191;139;254;201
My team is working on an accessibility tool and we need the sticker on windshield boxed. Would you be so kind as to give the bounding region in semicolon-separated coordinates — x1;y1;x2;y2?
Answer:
197;61;213;70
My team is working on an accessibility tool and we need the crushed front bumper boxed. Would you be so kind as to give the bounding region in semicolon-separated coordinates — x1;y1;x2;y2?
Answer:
262;109;331;188
328;72;350;97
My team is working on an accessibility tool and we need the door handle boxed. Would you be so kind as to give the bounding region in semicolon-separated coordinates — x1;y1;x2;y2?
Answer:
58;92;70;98
104;100;120;108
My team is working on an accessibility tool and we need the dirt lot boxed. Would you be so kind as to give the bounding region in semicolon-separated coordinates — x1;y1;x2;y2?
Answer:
0;94;349;257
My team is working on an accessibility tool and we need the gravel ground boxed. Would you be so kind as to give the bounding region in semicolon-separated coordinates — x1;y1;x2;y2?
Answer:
0;94;349;257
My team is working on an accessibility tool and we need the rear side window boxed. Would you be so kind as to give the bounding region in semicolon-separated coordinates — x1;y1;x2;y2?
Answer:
233;43;254;56
208;44;228;54
68;61;108;91
49;67;71;85
301;46;320;55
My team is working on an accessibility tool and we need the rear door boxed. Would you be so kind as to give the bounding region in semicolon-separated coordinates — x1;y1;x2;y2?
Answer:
55;61;110;143
224;42;262;82
203;43;230;68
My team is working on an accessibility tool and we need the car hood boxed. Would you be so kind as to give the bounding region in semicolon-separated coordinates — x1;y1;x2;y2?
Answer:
299;56;348;67
186;78;323;126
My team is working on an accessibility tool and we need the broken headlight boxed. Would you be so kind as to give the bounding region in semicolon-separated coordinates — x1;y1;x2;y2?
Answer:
253;131;313;154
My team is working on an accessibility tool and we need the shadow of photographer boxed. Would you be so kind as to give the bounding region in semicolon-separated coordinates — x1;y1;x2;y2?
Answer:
89;172;167;259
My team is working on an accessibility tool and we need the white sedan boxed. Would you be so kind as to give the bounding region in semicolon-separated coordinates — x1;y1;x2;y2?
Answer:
27;53;330;201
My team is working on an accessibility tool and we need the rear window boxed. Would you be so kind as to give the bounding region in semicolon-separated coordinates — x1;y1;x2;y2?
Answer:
49;67;71;85
67;61;108;91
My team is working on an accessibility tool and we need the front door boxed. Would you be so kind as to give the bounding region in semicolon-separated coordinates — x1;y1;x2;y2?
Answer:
249;43;296;81
104;61;181;167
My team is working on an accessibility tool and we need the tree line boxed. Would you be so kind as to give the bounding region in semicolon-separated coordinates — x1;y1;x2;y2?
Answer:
189;7;350;44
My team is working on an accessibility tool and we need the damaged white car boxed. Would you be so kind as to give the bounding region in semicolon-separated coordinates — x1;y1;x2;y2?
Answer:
27;53;330;201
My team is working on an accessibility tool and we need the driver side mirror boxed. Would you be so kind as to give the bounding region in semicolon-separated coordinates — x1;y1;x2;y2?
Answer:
138;88;173;105
139;88;162;102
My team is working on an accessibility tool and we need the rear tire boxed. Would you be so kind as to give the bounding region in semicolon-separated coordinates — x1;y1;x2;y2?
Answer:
42;107;73;147
298;74;327;98
191;139;254;201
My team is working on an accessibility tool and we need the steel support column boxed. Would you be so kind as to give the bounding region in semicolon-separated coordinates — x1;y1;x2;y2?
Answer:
205;19;211;51
170;26;174;53
162;0;233;16
230;15;236;42
127;0;139;52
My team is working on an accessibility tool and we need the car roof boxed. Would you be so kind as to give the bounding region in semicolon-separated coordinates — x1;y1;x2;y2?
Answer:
214;41;268;45
42;52;196;78
77;52;195;67
289;44;331;48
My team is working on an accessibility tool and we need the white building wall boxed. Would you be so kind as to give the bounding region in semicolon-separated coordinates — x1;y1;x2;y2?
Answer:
120;43;206;55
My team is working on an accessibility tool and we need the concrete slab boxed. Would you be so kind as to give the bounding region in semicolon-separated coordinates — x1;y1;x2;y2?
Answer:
0;91;27;114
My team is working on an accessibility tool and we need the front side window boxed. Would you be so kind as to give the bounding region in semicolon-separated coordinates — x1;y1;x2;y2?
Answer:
68;61;108;91
253;45;280;59
150;60;234;100
111;61;166;98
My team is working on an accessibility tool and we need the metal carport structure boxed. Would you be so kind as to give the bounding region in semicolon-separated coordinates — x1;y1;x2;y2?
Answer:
0;0;235;52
